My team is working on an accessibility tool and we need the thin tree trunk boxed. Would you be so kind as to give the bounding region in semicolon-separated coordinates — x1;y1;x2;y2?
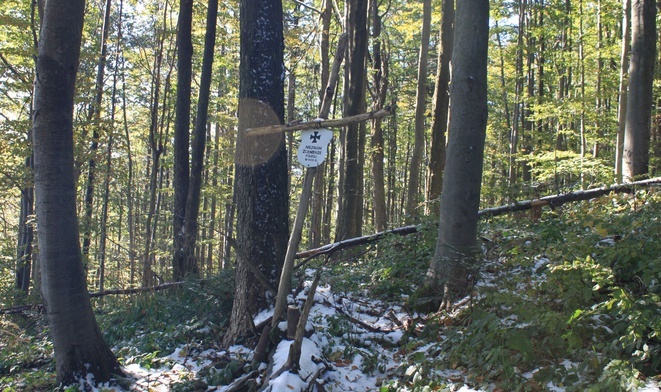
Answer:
310;0;333;248
81;0;114;261
172;0;194;280
208;120;221;272
370;0;388;232
336;0;368;241
15;0;43;297
142;3;169;286
181;0;219;276
387;102;398;224
120;54;136;286
406;0;431;222
579;0;586;189
616;0;631;182
15;153;34;295
509;0;526;187
593;0;603;160
426;0;454;213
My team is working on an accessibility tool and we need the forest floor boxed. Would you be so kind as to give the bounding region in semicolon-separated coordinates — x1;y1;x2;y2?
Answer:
2;191;661;391
89;260;661;392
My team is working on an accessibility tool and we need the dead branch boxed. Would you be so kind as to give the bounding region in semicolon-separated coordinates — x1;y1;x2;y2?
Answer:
286;271;321;370
294;225;419;262
294;177;661;263
88;281;185;298
0;282;186;315
478;177;661;219
245;107;392;136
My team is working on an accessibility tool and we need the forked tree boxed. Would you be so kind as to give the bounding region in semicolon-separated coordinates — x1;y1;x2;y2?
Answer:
32;0;122;384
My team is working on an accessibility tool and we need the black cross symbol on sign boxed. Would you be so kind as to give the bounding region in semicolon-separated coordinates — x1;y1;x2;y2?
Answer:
310;131;321;143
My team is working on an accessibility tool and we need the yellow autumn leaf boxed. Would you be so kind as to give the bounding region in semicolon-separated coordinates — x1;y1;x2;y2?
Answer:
595;224;609;236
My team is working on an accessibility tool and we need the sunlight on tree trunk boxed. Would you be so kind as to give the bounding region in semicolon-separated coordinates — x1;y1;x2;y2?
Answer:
32;0;122;383
224;0;288;347
426;0;454;214
406;0;431;222
623;0;655;181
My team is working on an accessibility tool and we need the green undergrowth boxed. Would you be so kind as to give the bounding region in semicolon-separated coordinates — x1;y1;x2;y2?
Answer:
319;219;438;302
98;272;234;368
2;191;660;391
0;272;235;391
324;190;661;391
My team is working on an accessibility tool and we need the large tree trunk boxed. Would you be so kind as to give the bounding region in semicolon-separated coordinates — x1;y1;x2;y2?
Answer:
32;0;122;384
623;0;656;181
172;0;194;280
224;0;288;346
406;0;432;222
423;0;489;311
426;0;454;213
336;0;368;241
181;0;219;275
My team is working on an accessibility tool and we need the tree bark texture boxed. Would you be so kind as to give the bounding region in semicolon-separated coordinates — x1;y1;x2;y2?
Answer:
224;0;288;346
32;0;122;383
406;0;432;222
426;0;454;212
425;0;489;309
173;0;194;280
623;0;656;181
81;0;113;260
15;152;34;294
615;0;631;182
370;0;388;232
336;0;368;241
182;0;219;276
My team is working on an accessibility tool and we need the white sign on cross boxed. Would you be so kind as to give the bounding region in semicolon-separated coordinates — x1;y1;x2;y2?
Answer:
297;128;333;168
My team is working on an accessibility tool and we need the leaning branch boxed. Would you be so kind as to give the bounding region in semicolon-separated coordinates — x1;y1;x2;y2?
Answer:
0;282;186;314
294;225;419;261
294;177;661;263
88;282;185;298
478;177;661;218
245;107;392;136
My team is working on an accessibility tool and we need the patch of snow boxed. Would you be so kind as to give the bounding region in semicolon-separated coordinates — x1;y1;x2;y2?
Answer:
639;381;661;391
597;237;616;247
546;381;566;392
533;256;550;274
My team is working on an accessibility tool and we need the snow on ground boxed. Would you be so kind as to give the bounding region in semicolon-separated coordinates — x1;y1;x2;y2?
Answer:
77;268;660;392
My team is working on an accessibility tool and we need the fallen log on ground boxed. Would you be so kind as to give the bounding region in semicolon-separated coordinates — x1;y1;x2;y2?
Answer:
0;282;186;314
295;177;661;263
478;177;661;218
